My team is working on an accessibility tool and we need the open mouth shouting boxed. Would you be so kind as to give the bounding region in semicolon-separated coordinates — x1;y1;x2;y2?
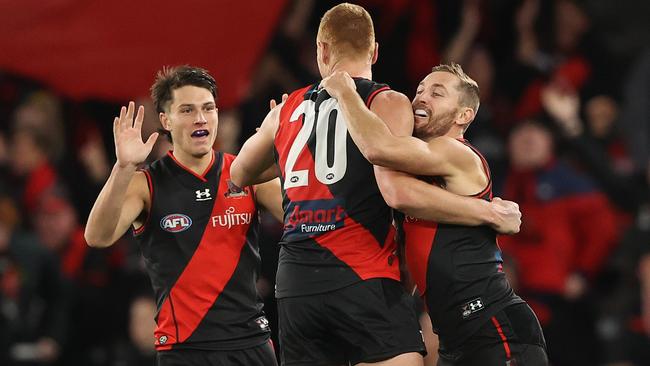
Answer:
191;129;210;138
413;107;430;120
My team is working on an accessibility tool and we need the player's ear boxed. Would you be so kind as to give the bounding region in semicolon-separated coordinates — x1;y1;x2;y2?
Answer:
371;42;379;65
159;112;171;132
319;41;331;66
458;107;475;126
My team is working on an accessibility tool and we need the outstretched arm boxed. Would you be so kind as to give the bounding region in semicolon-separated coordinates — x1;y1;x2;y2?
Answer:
231;105;281;187
85;102;157;247
321;71;454;176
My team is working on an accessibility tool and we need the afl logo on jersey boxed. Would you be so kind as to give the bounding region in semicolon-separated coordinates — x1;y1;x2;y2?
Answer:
160;214;192;233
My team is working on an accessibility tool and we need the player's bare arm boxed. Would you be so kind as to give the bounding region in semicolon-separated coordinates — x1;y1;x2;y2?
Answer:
85;102;158;247
325;73;488;193
254;178;284;222
323;71;459;176
230;104;281;188
369;95;521;234
380;171;520;234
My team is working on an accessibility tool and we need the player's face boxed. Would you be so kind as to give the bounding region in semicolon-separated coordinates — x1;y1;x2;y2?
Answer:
412;72;463;139
163;85;218;158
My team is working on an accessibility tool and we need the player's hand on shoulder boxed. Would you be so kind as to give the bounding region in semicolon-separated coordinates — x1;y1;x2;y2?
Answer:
320;71;356;100
489;197;521;235
113;101;158;169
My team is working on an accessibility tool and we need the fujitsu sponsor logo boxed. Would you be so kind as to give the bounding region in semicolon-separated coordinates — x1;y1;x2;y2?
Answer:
160;214;192;233
211;206;253;229
284;199;347;236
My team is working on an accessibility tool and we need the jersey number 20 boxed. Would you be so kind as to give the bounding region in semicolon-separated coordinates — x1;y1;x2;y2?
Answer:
284;98;347;189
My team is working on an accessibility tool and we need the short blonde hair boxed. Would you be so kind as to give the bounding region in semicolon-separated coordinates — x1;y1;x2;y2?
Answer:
317;3;375;61
431;63;480;113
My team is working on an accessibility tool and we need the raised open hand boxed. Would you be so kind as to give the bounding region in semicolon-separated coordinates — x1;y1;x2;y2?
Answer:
515;0;539;32
541;84;582;136
460;0;481;36
113;101;159;168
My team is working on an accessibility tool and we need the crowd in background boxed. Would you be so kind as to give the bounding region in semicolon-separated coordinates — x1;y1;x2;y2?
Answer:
1;0;649;365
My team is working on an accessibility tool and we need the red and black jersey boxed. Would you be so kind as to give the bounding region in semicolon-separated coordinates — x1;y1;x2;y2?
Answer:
402;139;523;350
134;150;269;351
273;78;400;298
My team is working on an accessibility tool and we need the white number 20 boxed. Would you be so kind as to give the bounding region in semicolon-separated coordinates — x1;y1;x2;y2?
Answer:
284;98;348;189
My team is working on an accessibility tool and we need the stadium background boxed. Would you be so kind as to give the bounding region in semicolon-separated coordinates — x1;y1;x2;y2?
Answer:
0;0;649;364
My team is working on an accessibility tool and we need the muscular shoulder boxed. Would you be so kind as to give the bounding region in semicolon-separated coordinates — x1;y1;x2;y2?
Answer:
430;137;484;174
368;90;414;136
429;136;465;150
369;90;411;110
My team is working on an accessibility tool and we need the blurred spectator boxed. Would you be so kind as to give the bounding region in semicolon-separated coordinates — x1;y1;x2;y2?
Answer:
238;0;319;148
111;295;156;366
541;82;647;213
360;0;441;93
0;195;71;366
215;109;242;154
619;48;650;173
506;0;612;126
33;190;126;366
499;120;620;365
0;131;7;166
8;122;60;217
11;92;65;163
442;0;481;65
595;169;650;365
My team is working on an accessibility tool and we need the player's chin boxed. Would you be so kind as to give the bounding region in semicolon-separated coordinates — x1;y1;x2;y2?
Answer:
189;142;213;157
413;116;429;130
190;149;212;159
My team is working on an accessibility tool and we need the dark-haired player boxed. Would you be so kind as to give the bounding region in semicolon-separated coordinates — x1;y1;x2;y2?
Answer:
85;65;281;366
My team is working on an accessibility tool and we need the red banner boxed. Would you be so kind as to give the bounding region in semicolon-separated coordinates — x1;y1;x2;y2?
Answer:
0;0;287;107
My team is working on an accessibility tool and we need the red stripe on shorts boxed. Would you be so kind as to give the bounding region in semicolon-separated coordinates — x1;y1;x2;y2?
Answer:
491;316;512;360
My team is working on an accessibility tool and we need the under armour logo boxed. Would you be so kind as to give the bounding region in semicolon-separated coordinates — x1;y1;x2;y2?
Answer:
255;316;270;330
195;188;211;201
461;298;484;318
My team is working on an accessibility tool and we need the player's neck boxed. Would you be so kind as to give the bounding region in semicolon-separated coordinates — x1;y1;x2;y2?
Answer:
427;127;464;143
445;126;465;141
170;148;214;175
328;59;372;80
